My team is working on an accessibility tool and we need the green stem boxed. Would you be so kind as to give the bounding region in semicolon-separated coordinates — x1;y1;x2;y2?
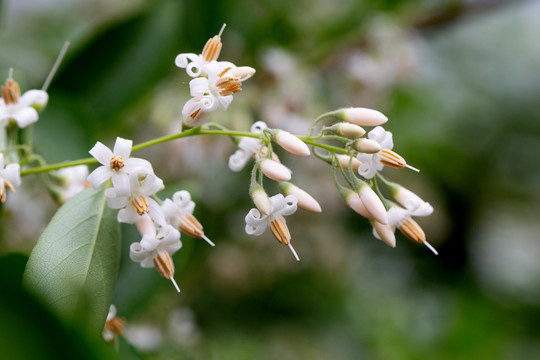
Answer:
308;111;339;137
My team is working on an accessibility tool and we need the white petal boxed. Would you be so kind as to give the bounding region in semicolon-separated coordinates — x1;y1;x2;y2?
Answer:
124;158;153;175
251;121;268;133
411;202;434;217
87;166;111;188
111;172;131;196
172;190;195;214
215;94;233;110
139;174;163;196
130;242;151;263
272;194;297;217
161;198;179;220
148;198;166;226
19;89;48;108
117;207;140;224
113;137;133;158
245;208;268;236
175;53;200;68
4;163;21;187
228;150;250;172
0;154;4;168
189;77;210;97
89;142;113;166
12;107;38;128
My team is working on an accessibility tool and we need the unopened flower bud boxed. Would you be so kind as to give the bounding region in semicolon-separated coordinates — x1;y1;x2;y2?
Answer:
259;159;292;181
274;130;310;156
279;182;321;213
344;190;372;218
357;183;388;224
354;138;381;153
339;107;388;126
384;181;425;209
328;122;366;138
371;220;396;248
229;66;256;81
251;185;272;215
136;215;156;237
336;154;362;171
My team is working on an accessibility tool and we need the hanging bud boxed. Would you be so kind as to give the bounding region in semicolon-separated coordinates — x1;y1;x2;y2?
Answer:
354;138;382;154
228;66;256;81
344;190;372;218
357;183;388;225
250;185;272;215
337;107;388;126
327;122;366;138
371;220;396;248
136;215;156;237
279;182;321;213
259;159;292;181
336;154;362;171
273;130;310;156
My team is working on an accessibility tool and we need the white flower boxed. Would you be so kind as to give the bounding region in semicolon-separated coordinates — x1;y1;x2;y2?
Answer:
56;165;90;203
162;190;214;246
0;153;21;202
88;137;153;196
102;304;125;343
130;224;182;292
245;194;300;261
385;200;437;254
0;77;48;128
228;121;267;172
357;126;393;179
105;173;165;226
181;96;213;128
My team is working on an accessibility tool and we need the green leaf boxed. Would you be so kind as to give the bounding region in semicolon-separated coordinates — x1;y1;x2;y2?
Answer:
23;187;121;335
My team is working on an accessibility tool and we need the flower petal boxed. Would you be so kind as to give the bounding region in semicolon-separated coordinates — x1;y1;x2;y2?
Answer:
89;142;113;166
111;172;131;197
87;166;111;188
13;107;39;128
113;137;132;158
228;150;250;172
189;77;210;97
245;208;268;235
18;89;48;108
124;158;153;174
148;198;166;226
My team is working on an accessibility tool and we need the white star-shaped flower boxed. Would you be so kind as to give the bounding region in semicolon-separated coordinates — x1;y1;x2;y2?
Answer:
357;126;394;179
88;137;153;196
245;194;300;260
0;77;48;128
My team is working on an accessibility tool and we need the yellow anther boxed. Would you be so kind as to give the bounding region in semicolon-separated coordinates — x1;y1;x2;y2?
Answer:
380;149;406;169
109;156;125;171
269;217;291;245
131;194;149;216
1;79;21;105
398;218;425;243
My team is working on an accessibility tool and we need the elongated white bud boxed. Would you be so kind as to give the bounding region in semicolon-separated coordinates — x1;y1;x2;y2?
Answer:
354;138;381;154
280;182;321;213
335;123;366;138
228;66;256;81
260;159;292;181
372;220;396;248
345;191;372;218
336;154;362;171
136;215;156;237
275;131;310;156
358;185;388;225
340;107;388;126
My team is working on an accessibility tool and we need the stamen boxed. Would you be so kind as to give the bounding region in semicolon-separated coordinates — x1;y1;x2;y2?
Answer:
288;243;300;261
190;107;202;120
424;240;438;255
218;67;232;78
131;194;149;215
153;250;175;279
105;317;126;336
109;156;125;171
5;180;15;194
399;218;425;243
380;149;406;168
269;217;291;245
179;213;204;238
202;26;226;62
1;78;21;105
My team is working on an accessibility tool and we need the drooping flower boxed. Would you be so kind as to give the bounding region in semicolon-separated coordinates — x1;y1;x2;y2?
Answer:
228;121;268;172
385;200;437;254
245;194;300;261
106;173;165;226
357;126;417;179
175;24;233;78
0;75;48;128
0;153;21;203
130;224;182;292
161;190;214;246
88;137;154;196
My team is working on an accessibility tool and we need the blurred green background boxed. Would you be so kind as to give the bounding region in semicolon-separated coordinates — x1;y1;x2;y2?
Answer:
1;0;540;359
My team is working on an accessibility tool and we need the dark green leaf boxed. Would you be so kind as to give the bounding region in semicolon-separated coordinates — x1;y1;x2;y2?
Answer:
23;187;121;335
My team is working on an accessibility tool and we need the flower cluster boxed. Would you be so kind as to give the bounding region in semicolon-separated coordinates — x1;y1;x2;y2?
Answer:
176;24;255;128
